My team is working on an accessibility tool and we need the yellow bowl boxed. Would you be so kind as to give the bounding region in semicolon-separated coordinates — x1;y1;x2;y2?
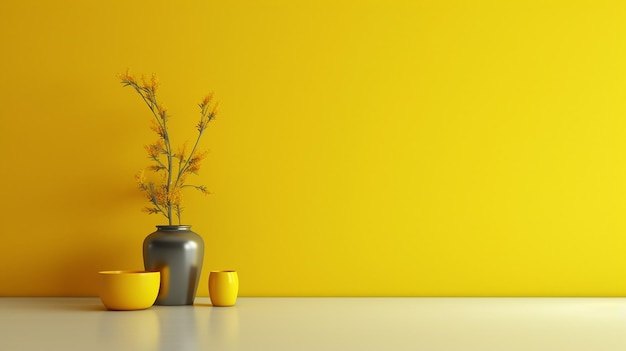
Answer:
98;270;160;311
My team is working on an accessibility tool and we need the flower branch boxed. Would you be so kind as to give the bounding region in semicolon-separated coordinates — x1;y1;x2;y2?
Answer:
120;70;217;225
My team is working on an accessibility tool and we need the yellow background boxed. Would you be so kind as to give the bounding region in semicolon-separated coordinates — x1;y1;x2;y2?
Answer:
2;0;626;297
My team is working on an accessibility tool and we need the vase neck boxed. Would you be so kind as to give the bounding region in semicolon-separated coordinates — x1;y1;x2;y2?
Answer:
156;225;191;231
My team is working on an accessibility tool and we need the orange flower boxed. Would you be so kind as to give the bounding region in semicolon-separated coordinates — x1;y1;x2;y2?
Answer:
201;93;214;107
153;184;169;207
177;143;188;161
141;75;150;89
135;170;146;185
145;139;164;158
185;151;207;174
210;101;219;115
150;120;165;139
157;104;168;118
168;186;182;207
119;69;136;84
150;74;159;91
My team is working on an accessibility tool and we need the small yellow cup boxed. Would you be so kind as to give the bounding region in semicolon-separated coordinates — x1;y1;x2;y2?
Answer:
209;270;239;307
98;270;160;311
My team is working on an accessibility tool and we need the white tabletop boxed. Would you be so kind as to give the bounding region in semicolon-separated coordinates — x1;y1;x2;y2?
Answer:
1;297;626;350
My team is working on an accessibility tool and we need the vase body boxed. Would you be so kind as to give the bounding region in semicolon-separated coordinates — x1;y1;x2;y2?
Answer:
143;225;204;306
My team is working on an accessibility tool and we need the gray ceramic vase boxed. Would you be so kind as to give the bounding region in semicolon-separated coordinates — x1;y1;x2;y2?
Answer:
143;225;204;306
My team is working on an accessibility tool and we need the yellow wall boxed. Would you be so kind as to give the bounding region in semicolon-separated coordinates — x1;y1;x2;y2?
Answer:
2;0;626;297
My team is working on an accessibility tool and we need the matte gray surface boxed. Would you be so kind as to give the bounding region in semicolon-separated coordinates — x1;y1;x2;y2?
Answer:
1;297;626;351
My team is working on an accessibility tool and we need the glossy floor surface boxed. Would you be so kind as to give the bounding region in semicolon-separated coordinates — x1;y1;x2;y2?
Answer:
1;297;626;350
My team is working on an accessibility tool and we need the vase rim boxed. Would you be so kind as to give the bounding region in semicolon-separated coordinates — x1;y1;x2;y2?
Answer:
156;225;192;230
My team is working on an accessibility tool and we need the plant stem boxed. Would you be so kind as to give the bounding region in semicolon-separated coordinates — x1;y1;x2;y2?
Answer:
130;82;174;225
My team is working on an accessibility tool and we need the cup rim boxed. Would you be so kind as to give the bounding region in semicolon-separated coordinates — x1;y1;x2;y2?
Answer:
210;270;237;273
98;270;160;275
